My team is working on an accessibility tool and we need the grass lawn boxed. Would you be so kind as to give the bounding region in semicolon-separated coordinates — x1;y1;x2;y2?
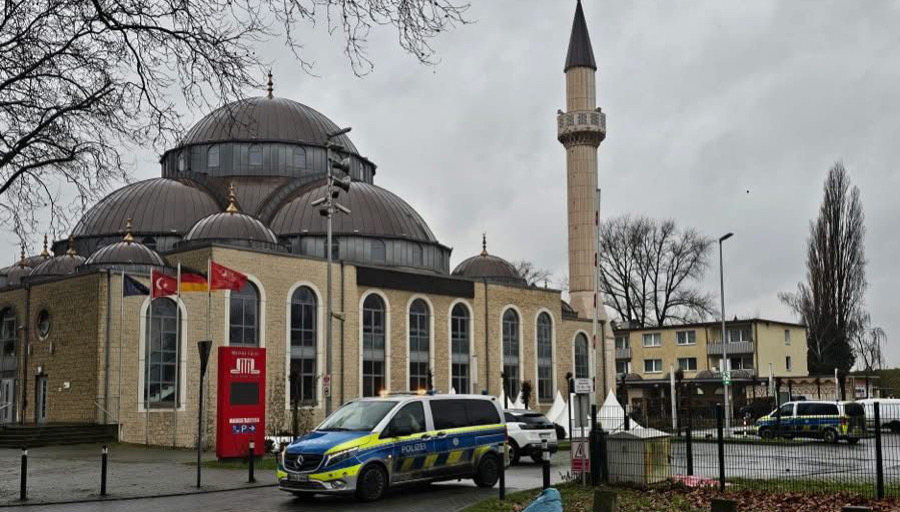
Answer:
464;483;700;512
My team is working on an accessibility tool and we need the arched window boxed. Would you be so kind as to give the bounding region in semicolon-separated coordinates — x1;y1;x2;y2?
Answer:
289;287;317;405
362;294;386;397
412;244;423;267
408;299;430;391
145;298;179;407
537;312;553;402
230;281;259;346
177;151;187;172
248;144;262;166
291;147;306;168
371;240;386;264
574;333;589;379
502;309;520;400
451;303;470;394
207;145;220;168
1;308;16;378
141;237;156;251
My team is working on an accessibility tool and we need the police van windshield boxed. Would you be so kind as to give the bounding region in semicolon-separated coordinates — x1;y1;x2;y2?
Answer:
319;400;399;431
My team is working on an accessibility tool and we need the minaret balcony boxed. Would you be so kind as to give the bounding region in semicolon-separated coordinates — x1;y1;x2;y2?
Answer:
557;109;607;146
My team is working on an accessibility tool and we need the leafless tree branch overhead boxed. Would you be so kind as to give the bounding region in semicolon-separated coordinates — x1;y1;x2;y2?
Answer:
0;0;469;243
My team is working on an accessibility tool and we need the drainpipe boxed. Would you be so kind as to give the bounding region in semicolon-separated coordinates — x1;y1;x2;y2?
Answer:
339;261;345;406
483;278;489;394
103;270;112;424
19;284;31;425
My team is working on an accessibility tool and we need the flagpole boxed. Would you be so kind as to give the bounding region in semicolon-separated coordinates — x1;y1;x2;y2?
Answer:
146;271;153;446
206;259;211;340
174;263;181;448
117;270;125;436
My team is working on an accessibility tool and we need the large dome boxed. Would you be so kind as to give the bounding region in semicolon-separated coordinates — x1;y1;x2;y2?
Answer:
74;178;221;238
271;180;437;243
180;97;358;153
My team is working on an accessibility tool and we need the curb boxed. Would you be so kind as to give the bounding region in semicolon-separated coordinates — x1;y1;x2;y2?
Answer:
1;483;278;508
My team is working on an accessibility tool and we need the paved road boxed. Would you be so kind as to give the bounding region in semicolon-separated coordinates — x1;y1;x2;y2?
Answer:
6;455;570;511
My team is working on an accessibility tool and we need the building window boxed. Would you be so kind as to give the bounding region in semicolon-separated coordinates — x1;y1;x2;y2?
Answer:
412;244;423;267
676;331;696;345
141;237;156;251
208;145;220;168
450;303;470;394
728;356;754;370
36;309;50;339
614;335;629;350
177;151;187;172
643;359;662;373
289;287;317;405
145;298;179;407
0;309;16;377
330;239;339;260
677;357;698;372
784;329;791;345
229;281;259;346
291;147;306;168
249;144;262;166
536;312;553;402
642;333;661;347
574;333;589;379
502;309;520;400
726;326;752;343
408;299;430;391
371;240;386;264
362;294;386;397
615;361;630;375
786;356;792;371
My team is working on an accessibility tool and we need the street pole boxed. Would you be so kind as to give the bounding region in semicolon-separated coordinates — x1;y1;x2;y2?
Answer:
718;233;733;435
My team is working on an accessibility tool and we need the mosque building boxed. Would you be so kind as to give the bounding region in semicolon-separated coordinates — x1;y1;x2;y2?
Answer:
0;1;614;446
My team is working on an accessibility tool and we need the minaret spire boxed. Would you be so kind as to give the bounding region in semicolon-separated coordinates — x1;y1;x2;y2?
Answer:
564;0;597;72
480;233;488;256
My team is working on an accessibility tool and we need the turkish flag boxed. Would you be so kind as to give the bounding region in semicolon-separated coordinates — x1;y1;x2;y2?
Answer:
210;261;247;291
151;270;178;298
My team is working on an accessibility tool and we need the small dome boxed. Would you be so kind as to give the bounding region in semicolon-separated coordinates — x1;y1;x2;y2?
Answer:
84;223;167;269
28;237;86;279
73;178;221;238
183;185;279;248
179;96;358;154
270;180;438;243
451;235;525;286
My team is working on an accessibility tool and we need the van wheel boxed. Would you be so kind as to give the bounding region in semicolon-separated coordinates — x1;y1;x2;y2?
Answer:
848;438;861;445
355;465;388;502
822;429;839;444
759;427;774;440
474;454;500;488
507;441;521;465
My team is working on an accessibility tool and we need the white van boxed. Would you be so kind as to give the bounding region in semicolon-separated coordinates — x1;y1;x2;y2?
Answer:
857;399;900;432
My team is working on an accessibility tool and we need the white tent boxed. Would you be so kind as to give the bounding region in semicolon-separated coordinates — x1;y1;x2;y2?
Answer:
596;390;643;431
545;391;567;426
449;387;457;395
510;391;525;410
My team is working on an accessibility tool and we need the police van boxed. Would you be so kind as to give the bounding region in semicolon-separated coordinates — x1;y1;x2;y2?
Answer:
754;400;865;444
277;394;506;501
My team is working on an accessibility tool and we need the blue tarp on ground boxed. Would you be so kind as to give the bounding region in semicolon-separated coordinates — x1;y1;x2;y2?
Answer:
522;488;563;512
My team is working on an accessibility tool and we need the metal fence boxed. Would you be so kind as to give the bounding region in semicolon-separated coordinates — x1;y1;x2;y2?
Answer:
589;400;900;499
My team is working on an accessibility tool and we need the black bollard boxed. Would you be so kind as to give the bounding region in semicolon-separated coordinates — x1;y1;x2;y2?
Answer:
101;445;108;496
248;440;256;483
20;447;27;501
542;438;550;490
499;439;506;500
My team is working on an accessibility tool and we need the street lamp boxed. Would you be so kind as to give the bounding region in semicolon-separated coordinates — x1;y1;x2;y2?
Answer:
317;127;352;417
718;232;733;434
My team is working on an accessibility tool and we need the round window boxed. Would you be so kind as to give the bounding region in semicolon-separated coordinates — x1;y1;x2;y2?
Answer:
37;309;50;339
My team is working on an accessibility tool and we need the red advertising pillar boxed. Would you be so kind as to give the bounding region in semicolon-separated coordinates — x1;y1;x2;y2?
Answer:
216;347;266;459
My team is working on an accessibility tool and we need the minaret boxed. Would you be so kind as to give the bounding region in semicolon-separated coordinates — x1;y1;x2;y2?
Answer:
558;1;613;393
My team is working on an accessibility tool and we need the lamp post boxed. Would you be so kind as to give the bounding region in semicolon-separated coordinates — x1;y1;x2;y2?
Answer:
315;127;352;418
718;232;733;434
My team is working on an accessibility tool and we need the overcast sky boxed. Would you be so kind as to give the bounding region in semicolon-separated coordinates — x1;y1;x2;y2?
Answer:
4;1;899;364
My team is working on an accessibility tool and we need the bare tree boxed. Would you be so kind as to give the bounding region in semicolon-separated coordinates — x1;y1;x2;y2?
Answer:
599;215;715;327
0;0;469;242
513;260;554;287
780;162;867;374
851;314;885;398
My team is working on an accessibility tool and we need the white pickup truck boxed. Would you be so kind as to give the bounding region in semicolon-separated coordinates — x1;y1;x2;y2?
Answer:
857;399;900;432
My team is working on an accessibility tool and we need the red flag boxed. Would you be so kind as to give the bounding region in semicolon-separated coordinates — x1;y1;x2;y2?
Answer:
151;270;178;298
210;261;247;291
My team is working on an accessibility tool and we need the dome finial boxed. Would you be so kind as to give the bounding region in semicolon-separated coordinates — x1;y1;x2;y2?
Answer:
123;218;135;243
266;71;274;99
226;182;239;214
481;233;488;256
40;234;50;259
66;234;77;257
17;245;26;267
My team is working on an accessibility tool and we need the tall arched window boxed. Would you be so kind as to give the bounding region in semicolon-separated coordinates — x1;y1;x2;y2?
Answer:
537;312;553;402
177;151;187;172
362;294;386;397
289;287;317;404
371;240;386;264
248;144;263;166
207;145;220;168
145;298;179;407
574;333;589;379
451;303;470;394
1;308;16;378
502;309;520;400
291;147;306;168
412;244;423;267
408;299;430;391
230;281;259;346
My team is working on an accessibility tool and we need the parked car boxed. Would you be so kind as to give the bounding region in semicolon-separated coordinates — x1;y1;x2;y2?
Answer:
504;410;558;464
856;399;900;433
754;400;865;444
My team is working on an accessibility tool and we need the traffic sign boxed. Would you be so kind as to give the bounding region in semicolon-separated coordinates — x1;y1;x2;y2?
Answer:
322;374;331;385
722;371;732;386
571;440;590;474
574;378;592;394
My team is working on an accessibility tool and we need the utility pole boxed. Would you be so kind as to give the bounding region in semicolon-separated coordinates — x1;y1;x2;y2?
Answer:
718;232;734;434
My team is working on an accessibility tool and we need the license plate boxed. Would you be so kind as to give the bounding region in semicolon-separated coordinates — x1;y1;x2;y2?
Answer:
539;433;551;439
288;473;309;482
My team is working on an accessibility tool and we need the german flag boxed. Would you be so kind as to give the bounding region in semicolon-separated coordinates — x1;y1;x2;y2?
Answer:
180;271;208;293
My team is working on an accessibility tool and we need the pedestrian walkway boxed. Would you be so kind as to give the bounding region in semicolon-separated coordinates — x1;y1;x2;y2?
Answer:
0;443;274;506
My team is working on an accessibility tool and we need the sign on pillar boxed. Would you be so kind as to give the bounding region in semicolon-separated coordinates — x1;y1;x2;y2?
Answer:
323;373;332;399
